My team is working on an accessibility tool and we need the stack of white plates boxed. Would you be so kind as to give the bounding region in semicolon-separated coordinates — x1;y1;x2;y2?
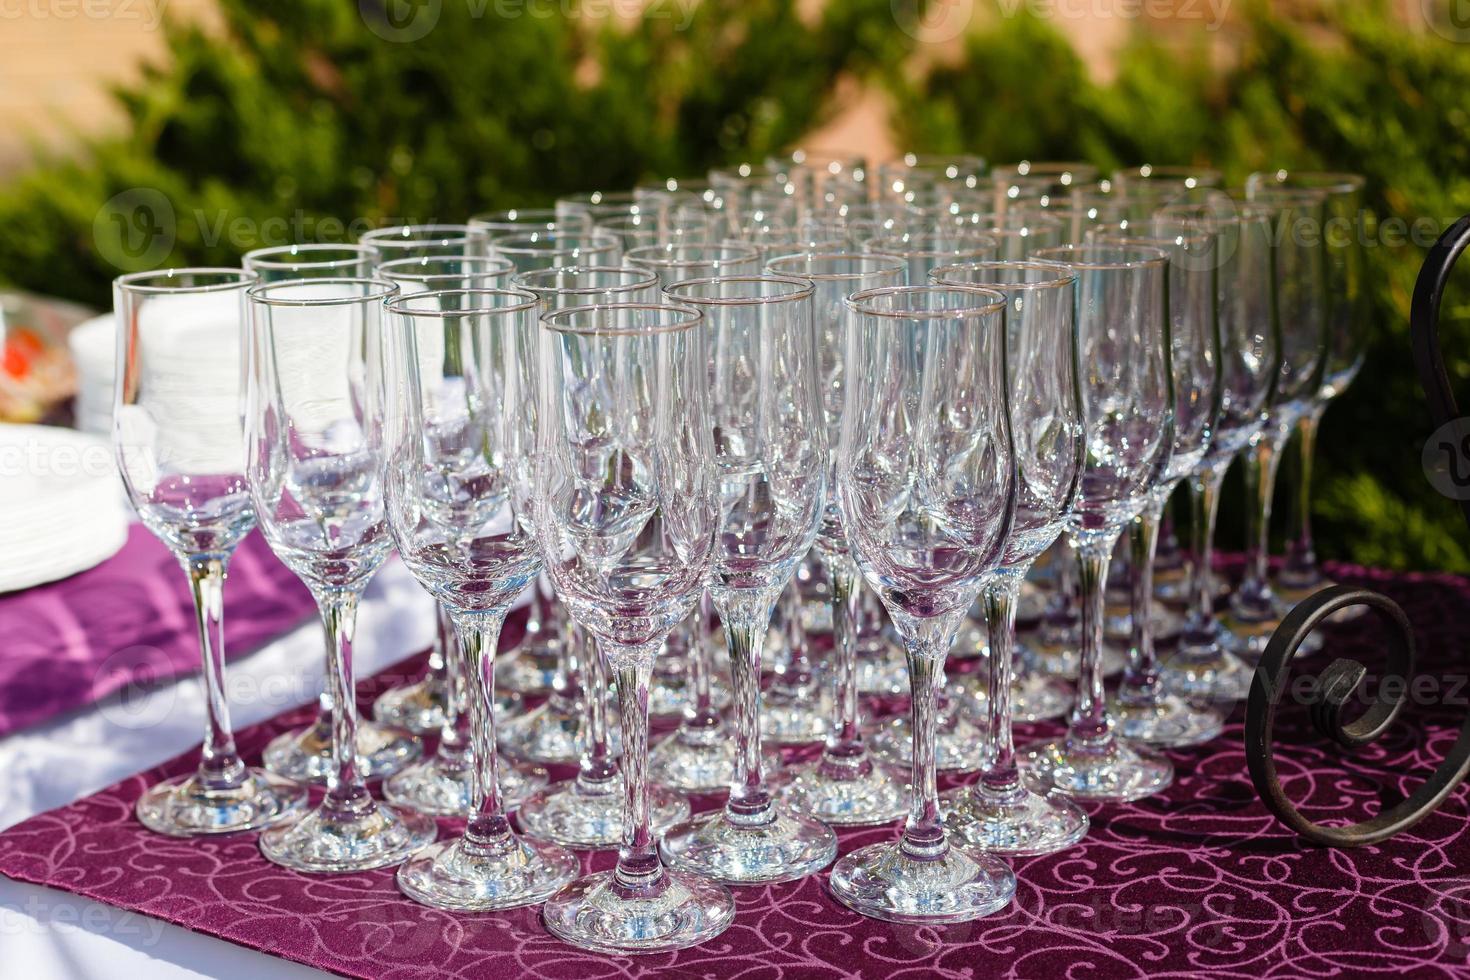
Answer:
67;313;115;438
0;425;129;593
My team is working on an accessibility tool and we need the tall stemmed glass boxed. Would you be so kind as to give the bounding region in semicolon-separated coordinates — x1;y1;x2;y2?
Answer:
827;284;1016;922
113;269;307;836
1091;229;1227;746
1019;244;1175;802
656;276;835;884
535;303;735;953
242;248;424;782
649;599;740;793
1153;203;1279;700
925;261;1089;855
377;287;579;909
1245;172;1368;606
1220;188;1331;657
766;253;912;827
511;266;694;848
247;278;437;871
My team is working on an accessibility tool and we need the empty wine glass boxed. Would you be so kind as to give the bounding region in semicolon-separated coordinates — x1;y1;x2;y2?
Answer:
625;242;761;286
991;162;1099;211
243;244;377;281
1220;188;1331;657
378;254;516;295
875;153;987;208
1019;243;1175;802
468;208;593;239
766;253;912;827
376;287;578;908
860;230;1001;285
360;223;481;261
828;284;1017;923
113;269;307;836
247;278;437;872
925;260;1090;855
1089;228;1227;746
768;149;868;210
488;231;621;272
655;275;834;884
534;302;735;953
1245;172;1368;608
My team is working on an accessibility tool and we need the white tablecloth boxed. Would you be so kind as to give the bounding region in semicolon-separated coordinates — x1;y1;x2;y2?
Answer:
0;555;437;980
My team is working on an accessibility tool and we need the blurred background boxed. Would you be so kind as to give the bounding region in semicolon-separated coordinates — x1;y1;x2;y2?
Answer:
0;0;1467;572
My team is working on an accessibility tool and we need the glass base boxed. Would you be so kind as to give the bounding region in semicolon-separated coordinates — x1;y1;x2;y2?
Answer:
496;648;559;696
856;641;910;696
517;776;689;849
869;710;991;773
396;833;578;911
383;755;547;817
136;767;306;837
1021;637;1127;680
542;867;735;954
648;726;785;795
778;750;908;826
259;797;437;873
372;675;448;735
1220;608;1324;660
498;697;620;766
828;840;1015;924
1159;640;1256;703
1104;606;1183;646
1111;692;1225;747
941;782;1088;856
649;673;731;721
1020;734;1174;803
760;687;833;746
953;671;1073;724
263;716;422;783
659;806;837;884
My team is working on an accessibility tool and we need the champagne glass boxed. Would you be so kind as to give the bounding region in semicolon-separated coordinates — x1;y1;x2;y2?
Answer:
488;231;621;271
113;268;307;836
1090;228;1227;746
926;260;1090;855
625;242;761;287
649;597;743;793
991;162;1099;211
860;230;1001;285
378;287;578;908
534;302;735;953
247;278;437;871
767;149;868;210
1019;243;1175;802
1220;188;1331;657
875;153;987;208
468;208;593;238
359;223;481;261
766;253;912;827
241;248;423;782
1245;172;1368;608
827;284;1016;923
655;275;834;884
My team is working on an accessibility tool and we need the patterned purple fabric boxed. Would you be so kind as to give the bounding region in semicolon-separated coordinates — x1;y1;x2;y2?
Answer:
0;524;314;738
3;562;1470;977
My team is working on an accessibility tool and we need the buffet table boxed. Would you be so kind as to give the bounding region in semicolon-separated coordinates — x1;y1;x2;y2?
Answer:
2;543;1469;978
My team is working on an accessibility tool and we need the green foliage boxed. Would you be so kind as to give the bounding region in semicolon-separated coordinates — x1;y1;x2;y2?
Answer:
1;0;1468;572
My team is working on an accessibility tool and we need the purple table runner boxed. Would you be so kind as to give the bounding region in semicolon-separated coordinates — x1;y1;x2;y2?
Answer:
0;524;315;739
2;562;1470;977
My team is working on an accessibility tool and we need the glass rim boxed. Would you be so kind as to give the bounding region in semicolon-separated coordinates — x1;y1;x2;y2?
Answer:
1248;169;1365;195
772;149;866;168
663;274;815;306
625;242;760;265
384;287;538;318
1090;231;1213;251
1032;243;1170;270
468;207;564;223
241;244;377;270
992;160;1096;178
929;259;1077;291
1114;165;1224;184
246;276;399;307
115;267;257;294
764;251;907;280
511;265;660;294
359;223;480;246
879;152;986;172
861;230;1002;256
845;284;1008;321
377;255;516;281
541;301;704;337
488;231;619;251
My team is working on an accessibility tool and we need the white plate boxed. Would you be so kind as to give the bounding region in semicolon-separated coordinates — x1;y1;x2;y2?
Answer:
0;425;129;593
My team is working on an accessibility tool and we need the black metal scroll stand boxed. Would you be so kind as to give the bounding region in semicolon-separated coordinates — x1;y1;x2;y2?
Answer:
1243;214;1470;846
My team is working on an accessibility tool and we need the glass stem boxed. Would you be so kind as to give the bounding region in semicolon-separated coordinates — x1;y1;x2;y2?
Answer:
184;554;245;790
577;626;617;786
899;609;961;861
1237;429;1288;614
318;589;371;815
1041;540;1078;646
609;648;661;896
1283;402;1326;586
981;566;1026;795
1183;464;1226;647
426;600;451;686
774;583;813;695
720;591;777;823
826;554;863;752
456;609;512;850
1121;497;1167;701
1066;534;1117;746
